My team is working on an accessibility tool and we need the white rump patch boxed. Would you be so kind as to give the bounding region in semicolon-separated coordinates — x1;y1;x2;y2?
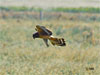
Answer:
50;35;54;37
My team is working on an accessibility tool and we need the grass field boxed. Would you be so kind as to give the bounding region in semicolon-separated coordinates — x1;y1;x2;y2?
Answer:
0;11;100;75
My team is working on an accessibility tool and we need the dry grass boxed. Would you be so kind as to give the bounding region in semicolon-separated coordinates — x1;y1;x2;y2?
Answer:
0;12;100;75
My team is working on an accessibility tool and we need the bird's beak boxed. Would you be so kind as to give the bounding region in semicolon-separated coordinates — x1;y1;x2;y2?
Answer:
33;35;35;39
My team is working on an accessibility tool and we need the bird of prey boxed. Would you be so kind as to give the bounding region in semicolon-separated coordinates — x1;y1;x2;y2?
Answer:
33;25;66;47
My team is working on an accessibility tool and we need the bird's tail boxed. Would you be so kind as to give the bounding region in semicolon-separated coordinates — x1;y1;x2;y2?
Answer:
49;36;66;46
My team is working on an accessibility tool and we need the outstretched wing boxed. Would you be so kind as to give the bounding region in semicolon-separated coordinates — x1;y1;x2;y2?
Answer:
36;25;52;36
49;37;66;46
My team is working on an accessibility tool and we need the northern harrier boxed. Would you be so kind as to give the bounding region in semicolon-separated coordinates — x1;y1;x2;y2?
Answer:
33;25;66;47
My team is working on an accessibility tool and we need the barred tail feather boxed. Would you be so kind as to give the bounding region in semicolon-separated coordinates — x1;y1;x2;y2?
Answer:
49;37;66;46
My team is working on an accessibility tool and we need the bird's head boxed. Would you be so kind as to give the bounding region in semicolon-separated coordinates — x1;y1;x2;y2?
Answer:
33;32;39;39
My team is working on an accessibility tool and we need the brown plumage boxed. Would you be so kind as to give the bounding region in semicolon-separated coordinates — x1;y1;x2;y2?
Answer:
33;25;66;47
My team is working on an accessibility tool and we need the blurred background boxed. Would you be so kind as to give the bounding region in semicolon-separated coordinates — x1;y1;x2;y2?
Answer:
0;0;100;75
0;0;100;8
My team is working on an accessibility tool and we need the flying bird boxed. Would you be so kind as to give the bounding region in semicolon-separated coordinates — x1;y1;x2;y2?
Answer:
33;25;66;47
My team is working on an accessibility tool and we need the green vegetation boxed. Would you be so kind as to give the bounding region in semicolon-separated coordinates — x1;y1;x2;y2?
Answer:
0;6;100;13
52;7;100;13
0;6;43;11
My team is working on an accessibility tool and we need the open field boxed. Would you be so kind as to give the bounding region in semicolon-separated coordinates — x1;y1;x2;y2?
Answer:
0;11;100;75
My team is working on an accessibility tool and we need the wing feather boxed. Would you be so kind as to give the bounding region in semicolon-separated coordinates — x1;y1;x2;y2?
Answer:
36;25;52;36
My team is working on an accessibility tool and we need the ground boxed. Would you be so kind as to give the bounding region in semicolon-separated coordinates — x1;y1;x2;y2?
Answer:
0;12;100;75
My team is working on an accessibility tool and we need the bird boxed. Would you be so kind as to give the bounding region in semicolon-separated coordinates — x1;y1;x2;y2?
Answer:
33;25;66;47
